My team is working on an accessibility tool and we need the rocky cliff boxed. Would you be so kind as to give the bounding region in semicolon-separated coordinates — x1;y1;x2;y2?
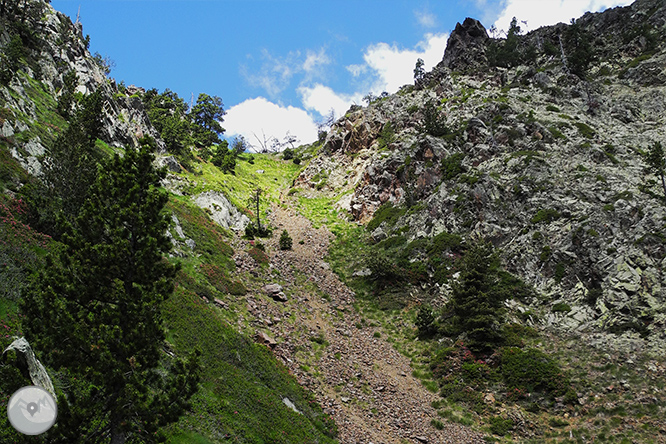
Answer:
296;0;666;352
0;0;161;175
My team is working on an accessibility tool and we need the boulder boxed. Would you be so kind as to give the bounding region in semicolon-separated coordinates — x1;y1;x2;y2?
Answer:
193;191;250;232
263;283;288;302
263;283;283;295
255;331;277;348
282;397;302;415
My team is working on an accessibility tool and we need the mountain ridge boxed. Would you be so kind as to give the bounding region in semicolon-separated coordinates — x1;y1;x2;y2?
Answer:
295;0;666;354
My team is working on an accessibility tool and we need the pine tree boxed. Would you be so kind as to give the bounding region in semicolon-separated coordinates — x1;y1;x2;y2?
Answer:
415;305;436;339
22;144;199;444
446;240;506;354
563;19;594;78
279;229;293;250
643;141;666;200
190;93;225;147
42;90;104;230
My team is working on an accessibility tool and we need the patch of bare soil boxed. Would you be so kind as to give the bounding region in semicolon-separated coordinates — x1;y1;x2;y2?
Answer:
233;201;485;444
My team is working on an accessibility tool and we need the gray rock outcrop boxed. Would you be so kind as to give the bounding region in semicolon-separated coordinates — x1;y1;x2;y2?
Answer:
193;191;250;232
441;17;489;73
293;0;666;349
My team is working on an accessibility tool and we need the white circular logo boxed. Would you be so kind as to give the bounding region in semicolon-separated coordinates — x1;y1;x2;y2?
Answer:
7;386;57;435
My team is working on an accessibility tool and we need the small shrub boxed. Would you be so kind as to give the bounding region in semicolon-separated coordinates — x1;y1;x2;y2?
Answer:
551;302;571;313
554;262;566;283
440;153;466;180
431;418;445;430
488;416;514;436
366;202;406;232
548;126;566;140
531;208;561;224
377;121;396;149
248;246;269;265
211;147;237;174
376;235;407;250
500;347;570;398
574;122;595;139
548;417;569;428
282;148;294;160
419;100;450;137
244;223;272;239
279;230;293;250
429;231;463;255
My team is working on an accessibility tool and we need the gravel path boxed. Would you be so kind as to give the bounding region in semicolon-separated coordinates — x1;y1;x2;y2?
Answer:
233;198;486;444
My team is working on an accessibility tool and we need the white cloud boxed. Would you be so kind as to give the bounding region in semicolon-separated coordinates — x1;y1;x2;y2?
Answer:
303;48;330;73
298;84;364;119
240;49;301;98
362;33;448;94
346;64;368;77
298;33;448;120
493;0;633;32
224;97;318;149
415;10;437;28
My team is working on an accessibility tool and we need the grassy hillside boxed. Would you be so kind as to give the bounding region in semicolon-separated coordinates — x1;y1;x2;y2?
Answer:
159;154;337;443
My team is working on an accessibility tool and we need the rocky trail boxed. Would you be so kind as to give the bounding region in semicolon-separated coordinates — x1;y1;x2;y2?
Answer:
232;196;485;444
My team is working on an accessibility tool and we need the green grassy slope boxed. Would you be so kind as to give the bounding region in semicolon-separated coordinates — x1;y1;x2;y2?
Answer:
159;154;336;443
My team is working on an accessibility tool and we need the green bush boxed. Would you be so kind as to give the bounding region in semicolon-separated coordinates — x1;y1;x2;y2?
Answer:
548;126;566;140
419;100;450;137
244;223;272;239
500;347;570;397
279;229;293;250
416;305;437;338
282;148;294;160
574;122;595;139
377;121;396;149
551;302;571;313
366;202;406;232
488;416;514;436
429;231;463;255
531;208;561;224
440;153;466;180
366;252;405;289
211;146;236;174
248;246;269;265
376;235;407;250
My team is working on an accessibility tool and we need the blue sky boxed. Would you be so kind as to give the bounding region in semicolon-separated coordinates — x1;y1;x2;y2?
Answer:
50;0;632;149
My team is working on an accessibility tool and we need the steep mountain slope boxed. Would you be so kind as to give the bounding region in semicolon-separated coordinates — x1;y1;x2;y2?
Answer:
0;3;337;443
297;0;666;352
2;0;666;442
